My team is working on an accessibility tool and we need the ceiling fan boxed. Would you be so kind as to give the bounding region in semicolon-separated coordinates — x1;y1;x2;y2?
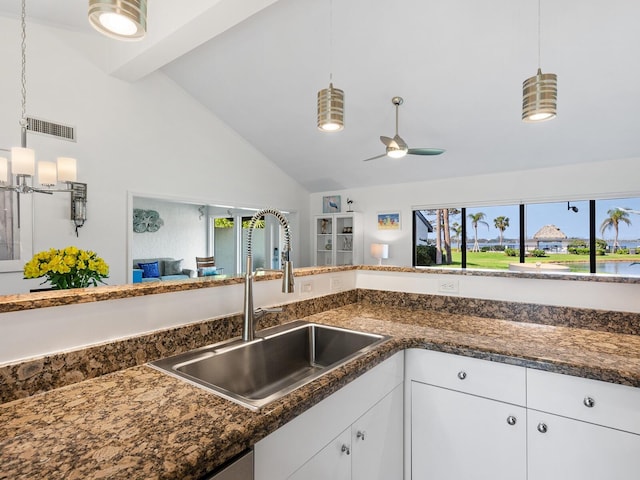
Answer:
363;96;445;161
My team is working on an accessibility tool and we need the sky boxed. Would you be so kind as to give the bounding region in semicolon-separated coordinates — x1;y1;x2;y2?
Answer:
444;196;640;244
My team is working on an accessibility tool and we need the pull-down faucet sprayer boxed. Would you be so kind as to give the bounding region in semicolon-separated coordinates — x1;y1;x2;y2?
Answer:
242;208;294;341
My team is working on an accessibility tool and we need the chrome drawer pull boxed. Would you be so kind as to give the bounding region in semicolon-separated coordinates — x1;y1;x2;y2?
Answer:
457;371;467;380
506;416;517;426
537;423;548;434
341;444;350;455
356;430;366;441
583;396;595;408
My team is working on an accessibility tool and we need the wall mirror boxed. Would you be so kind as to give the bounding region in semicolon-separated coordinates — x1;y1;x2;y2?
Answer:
129;194;296;284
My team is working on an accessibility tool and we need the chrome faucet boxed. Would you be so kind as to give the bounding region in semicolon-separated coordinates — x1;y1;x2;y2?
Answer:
242;208;294;341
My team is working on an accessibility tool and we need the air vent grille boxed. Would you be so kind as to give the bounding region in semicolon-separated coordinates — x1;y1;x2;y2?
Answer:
27;117;76;142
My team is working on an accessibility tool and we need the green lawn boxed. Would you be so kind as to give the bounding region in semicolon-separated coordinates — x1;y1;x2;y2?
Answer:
432;251;640;271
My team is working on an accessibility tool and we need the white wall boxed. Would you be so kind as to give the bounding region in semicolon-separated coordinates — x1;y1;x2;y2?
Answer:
0;17;310;294
311;157;640;267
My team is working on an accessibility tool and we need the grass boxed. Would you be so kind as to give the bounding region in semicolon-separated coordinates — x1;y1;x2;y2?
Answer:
430;251;640;271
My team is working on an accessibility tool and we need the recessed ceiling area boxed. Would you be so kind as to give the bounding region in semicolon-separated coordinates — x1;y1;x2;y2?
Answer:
2;0;639;193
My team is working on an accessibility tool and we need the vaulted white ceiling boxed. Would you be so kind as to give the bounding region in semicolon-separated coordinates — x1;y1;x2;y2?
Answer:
2;0;639;193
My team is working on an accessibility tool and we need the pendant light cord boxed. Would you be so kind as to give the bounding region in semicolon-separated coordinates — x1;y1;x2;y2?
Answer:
329;0;333;83
537;0;541;69
20;0;28;132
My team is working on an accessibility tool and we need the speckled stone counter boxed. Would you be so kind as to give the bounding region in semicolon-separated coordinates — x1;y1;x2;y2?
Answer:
2;302;640;479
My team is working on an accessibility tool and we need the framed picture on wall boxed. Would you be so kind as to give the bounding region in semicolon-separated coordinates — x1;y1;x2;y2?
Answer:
377;212;401;230
322;195;341;213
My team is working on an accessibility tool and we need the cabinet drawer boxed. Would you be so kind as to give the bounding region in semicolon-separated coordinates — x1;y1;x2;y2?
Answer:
527;369;640;435
405;349;526;406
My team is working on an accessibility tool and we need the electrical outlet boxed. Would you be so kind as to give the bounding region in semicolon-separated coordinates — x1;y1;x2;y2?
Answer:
301;282;313;293
330;277;343;292
438;279;459;293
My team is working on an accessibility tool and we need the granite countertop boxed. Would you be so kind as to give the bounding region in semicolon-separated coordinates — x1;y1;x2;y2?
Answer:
2;303;640;479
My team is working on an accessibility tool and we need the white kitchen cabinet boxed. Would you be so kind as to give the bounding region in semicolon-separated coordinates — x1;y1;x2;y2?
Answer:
411;383;526;480
527;369;640;480
313;213;363;266
288;428;351;480
288;384;403;480
528;410;640;480
255;352;403;480
351;383;403;480
407;349;526;480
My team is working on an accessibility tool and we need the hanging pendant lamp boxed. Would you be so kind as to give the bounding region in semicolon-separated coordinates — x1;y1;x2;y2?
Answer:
522;0;557;123
88;0;147;41
317;82;345;132
317;0;344;132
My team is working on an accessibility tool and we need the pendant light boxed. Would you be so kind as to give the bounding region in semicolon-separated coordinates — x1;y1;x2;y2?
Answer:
522;0;557;123
317;0;344;132
88;0;147;41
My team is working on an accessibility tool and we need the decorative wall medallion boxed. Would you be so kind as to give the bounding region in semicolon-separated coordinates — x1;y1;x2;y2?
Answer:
133;209;164;233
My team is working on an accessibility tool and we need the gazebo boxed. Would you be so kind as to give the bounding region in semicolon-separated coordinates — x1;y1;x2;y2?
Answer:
532;224;568;252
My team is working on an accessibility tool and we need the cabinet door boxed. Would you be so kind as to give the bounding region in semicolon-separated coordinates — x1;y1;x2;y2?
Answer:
315;216;334;266
411;381;526;480
288;428;351;480
352;384;403;480
528;410;640;480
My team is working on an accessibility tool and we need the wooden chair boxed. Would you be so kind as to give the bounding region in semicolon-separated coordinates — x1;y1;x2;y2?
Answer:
196;256;216;276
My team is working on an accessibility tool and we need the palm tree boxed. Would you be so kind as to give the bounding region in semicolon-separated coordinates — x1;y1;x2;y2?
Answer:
443;209;452;264
451;222;462;251
468;212;489;252
600;208;632;252
493;216;510;246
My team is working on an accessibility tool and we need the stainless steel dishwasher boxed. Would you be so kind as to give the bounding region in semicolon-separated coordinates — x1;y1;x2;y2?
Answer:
202;450;253;480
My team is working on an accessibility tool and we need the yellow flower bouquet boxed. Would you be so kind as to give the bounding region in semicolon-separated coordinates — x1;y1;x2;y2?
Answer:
24;246;109;289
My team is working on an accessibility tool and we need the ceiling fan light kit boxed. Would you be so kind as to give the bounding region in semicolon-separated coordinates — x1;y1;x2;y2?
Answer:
522;0;557;123
363;96;444;162
317;83;345;132
88;0;147;41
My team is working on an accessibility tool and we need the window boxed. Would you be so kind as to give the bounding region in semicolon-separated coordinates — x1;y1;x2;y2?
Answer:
413;197;640;276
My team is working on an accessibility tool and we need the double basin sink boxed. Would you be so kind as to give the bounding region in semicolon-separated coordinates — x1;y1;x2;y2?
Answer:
150;321;389;410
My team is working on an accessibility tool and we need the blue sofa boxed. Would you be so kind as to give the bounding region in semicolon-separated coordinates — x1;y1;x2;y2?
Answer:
133;258;195;283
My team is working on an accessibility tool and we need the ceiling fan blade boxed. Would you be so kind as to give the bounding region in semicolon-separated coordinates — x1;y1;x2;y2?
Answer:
393;134;408;150
407;148;446;156
363;153;388;162
380;136;393;147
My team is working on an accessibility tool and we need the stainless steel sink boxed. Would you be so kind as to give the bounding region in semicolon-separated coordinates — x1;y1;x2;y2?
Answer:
150;321;389;410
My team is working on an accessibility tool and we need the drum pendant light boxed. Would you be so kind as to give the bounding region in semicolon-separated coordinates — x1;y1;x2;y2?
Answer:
522;0;557;122
317;0;344;132
88;0;147;41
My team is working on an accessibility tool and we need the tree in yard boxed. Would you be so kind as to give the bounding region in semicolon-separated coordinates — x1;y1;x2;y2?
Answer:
443;209;452;264
451;222;462;251
435;209;442;264
468;212;489;252
493;216;510;246
600;208;632;252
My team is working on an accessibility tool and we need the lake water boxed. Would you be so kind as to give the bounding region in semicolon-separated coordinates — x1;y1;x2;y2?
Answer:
568;261;640;276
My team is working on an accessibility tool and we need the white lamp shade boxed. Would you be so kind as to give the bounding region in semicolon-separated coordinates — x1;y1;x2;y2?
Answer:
38;161;57;186
11;147;35;176
370;243;389;259
0;158;8;183
57;157;77;182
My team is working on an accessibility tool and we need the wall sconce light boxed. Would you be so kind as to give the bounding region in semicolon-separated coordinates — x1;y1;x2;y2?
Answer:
567;202;578;213
71;182;87;237
1;0;89;233
370;243;389;266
